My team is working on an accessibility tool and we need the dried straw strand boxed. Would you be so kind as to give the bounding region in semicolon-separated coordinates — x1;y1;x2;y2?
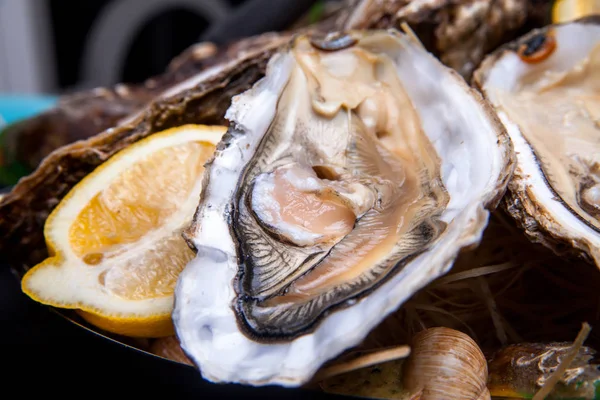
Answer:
431;262;520;287
313;346;411;382
400;22;424;49
473;276;508;345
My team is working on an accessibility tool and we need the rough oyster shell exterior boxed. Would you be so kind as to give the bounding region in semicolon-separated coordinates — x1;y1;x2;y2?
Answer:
0;34;289;270
342;0;552;79
1;33;285;174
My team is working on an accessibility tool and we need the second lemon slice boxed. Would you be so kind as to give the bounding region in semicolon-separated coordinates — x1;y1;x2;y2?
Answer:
22;124;226;338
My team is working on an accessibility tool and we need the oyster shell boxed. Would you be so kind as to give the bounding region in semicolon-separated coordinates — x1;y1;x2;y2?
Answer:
473;17;600;267
174;29;513;386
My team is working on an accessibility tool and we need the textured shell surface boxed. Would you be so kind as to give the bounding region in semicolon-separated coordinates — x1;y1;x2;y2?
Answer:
341;0;551;79
0;33;289;270
174;28;514;387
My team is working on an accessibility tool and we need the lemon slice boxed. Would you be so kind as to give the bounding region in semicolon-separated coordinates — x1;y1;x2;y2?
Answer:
22;124;226;338
552;0;600;23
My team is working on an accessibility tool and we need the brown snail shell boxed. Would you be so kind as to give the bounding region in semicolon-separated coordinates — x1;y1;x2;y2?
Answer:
402;327;490;400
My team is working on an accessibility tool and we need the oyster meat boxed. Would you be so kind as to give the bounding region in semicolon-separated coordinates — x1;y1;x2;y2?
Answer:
174;29;513;386
474;17;600;267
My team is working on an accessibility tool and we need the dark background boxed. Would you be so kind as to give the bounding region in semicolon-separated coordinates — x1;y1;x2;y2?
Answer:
47;0;327;92
49;0;247;90
2;264;344;398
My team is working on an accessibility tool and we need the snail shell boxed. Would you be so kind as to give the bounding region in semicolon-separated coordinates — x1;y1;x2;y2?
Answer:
402;327;490;400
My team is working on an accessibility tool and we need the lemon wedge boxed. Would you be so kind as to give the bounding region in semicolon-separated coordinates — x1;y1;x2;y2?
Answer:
22;124;225;337
552;0;600;23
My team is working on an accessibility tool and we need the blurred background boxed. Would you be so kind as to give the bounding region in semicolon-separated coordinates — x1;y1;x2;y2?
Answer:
0;0;327;96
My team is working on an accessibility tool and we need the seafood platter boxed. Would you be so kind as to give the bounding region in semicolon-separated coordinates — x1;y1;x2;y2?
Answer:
1;0;600;398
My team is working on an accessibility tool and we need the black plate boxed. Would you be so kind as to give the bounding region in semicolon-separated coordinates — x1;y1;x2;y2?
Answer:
3;263;351;397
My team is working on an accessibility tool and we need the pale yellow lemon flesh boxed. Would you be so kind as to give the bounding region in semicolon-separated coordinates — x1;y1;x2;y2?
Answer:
21;124;226;338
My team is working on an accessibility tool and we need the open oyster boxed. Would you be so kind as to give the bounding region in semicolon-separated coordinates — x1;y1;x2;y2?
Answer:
473;17;600;267
174;29;513;386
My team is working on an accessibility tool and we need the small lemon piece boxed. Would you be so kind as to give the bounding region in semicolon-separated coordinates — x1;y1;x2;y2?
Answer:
22;124;226;338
